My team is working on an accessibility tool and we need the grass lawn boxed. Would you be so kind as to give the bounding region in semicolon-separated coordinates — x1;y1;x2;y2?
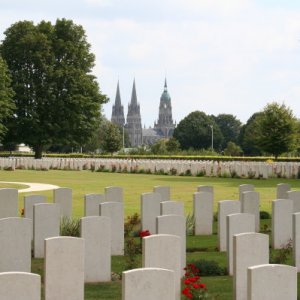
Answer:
0;170;299;299
0;169;299;216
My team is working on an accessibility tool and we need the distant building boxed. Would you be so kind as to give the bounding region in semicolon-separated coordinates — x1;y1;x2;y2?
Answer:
111;78;176;147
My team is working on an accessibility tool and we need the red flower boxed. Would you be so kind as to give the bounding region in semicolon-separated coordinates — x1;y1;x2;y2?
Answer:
139;230;151;238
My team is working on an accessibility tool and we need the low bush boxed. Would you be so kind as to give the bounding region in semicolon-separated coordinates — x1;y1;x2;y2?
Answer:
191;260;227;276
60;217;80;237
260;211;271;219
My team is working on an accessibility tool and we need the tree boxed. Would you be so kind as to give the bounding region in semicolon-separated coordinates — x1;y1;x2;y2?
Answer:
166;137;180;153
213;114;242;149
256;102;298;158
99;121;122;154
224;141;243;156
150;139;168;154
0;19;107;158
173;111;223;150
0;56;15;142
239;112;263;156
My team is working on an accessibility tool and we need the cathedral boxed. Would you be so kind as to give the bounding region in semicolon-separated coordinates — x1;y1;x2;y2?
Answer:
111;79;176;147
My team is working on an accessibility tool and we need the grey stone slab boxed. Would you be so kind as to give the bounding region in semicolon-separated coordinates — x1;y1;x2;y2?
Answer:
153;186;170;201
241;191;260;232
160;201;184;216
84;193;105;216
194;192;213;235
105;186;123;202
45;237;84;300
276;183;291;199
53;188;72;217
287;191;300;213
122;268;175;300
293;213;300;272
238;184;254;201
0;188;18;218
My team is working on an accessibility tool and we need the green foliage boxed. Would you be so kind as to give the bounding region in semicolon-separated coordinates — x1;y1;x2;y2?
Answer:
124;213;141;237
260;211;271;219
99;121;122;154
150;138;168;154
166;137;180;153
0;19;107;158
60;216;80;237
186;213;195;235
213;114;242;150
256;102;298;158
124;237;141;270
270;239;293;264
223;142;243;156
191;260;228;276
0;56;15;142
173;111;223;150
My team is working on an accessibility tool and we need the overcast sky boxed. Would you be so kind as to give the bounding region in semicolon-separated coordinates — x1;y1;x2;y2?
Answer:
1;0;300;126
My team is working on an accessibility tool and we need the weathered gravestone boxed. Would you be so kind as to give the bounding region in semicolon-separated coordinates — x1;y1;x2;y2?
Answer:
122;268;175;300
0;272;41;300
218;200;241;251
80;216;111;282
293;212;300;272
105;186;123;202
227;213;255;275
241;191;260;232
276;183;291;199
100;202;124;255
0;188;18;218
84;193;105;216
141;192;161;234
247;264;297;300
161;201;184;216
287;191;300;213
33;203;60;258
238;184;254;201
53;187;72;217
143;234;181;300
156;215;186;275
45;237;84;300
194;191;213;235
233;232;269;300
153;186;170;201
272;199;293;249
0;217;31;272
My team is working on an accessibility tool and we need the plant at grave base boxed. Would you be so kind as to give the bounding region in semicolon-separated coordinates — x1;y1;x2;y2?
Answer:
60;216;80;237
196;170;206;177
260;223;271;233
20;208;24;217
270;239;293;264
124;237;141;270
182;264;209;299
191;260;227;276
170;167;177;175
186;213;195;236
260;211;271;219
124;213;141;237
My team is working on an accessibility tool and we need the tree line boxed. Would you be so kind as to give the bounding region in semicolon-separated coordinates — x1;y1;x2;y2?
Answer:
0;20;299;158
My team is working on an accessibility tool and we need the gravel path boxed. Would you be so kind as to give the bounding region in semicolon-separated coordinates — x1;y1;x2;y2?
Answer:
0;181;59;193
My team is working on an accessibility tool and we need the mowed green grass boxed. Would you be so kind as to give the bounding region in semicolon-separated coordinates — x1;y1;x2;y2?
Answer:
0;170;299;217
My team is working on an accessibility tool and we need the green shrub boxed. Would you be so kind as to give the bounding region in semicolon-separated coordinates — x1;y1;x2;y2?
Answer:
186;213;195;236
191;260;227;276
260;211;271;219
60;217;80;237
270;239;292;264
124;213;141;237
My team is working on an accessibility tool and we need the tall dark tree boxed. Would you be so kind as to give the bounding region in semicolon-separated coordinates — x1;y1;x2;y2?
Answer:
0;56;15;142
99;121;122;154
239;112;263;156
173;111;223;150
256;102;298;158
0;19;107;158
213;114;242;149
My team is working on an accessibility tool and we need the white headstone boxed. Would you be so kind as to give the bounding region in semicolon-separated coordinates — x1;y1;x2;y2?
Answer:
105;186;123;202
197;185;214;197
241;191;260;232
161;201;184;216
44;237;84;300
84;193;105;216
272;199;293;249
233;233;269;300
193;191;213;235
122;268;175;300
33;203;60;258
293;212;300;272
143;234;181;300
227;213;255;275
0;188;18;218
247;264;297;300
287;191;300;213
141;192;161;234
80;216;111;282
100;202;124;255
239;184;254;201
218;200;241;251
276;183;291;199
153;186;170;201
156;215;186;274
53;187;72;217
0;218;31;272
0;272;41;300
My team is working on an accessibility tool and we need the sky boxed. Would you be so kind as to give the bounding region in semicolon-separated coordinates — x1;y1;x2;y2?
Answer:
0;0;300;127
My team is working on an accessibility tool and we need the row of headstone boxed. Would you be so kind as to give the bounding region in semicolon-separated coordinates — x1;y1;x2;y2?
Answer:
1;157;300;178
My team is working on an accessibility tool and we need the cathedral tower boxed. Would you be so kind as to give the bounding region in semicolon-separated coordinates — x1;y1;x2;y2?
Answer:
154;78;175;137
126;79;143;147
111;81;125;127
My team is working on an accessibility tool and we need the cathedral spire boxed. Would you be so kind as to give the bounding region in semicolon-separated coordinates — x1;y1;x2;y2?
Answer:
115;80;121;106
111;80;125;127
130;79;138;106
164;78;167;91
